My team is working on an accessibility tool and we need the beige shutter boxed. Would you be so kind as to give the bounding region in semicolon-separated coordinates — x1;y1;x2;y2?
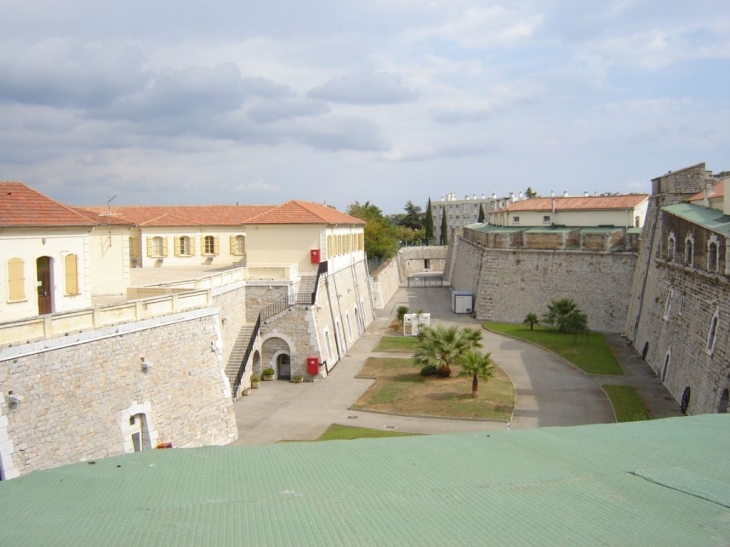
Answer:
130;237;140;258
65;254;78;295
146;237;154;257
214;236;220;255
189;237;195;255
174;237;181;257
8;258;25;301
162;237;168;257
229;235;236;255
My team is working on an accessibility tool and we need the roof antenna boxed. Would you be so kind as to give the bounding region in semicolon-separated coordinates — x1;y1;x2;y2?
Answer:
107;195;117;244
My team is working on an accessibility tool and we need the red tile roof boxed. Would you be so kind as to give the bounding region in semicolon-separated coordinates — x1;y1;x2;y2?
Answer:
687;181;724;203
245;200;365;225
0;181;96;227
501;194;649;213
77;205;274;227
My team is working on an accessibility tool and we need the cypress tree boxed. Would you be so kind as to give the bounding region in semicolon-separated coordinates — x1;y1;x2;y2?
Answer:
478;203;485;223
425;198;434;243
440;213;448;245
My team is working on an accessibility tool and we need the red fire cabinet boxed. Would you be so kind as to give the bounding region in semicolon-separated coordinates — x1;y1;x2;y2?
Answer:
307;357;320;375
310;249;320;264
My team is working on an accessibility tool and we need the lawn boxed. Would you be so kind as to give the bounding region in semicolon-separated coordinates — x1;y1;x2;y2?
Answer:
375;336;421;352
602;385;651;422
316;424;418;441
353;357;515;421
482;322;623;375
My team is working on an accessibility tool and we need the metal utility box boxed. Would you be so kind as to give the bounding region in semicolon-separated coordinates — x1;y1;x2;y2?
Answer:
310;249;321;264
307;357;320;375
403;313;431;336
451;290;473;314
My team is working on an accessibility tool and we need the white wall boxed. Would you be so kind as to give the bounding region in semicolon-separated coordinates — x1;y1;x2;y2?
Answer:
88;226;131;296
0;228;92;321
138;227;248;269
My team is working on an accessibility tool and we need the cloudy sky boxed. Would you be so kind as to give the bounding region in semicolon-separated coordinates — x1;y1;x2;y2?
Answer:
1;1;728;213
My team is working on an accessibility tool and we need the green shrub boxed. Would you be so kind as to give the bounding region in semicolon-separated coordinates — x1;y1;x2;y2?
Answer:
262;367;275;377
420;364;439;376
250;374;260;382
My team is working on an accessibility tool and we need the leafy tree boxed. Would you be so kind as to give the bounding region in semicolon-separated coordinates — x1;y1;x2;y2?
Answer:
347;201;398;259
525;187;538;198
440;213;448;245
401;201;423;231
414;325;482;378
542;298;585;334
478;203;485;223
458;350;494;398
425;198;434;242
565;310;589;343
523;312;539;330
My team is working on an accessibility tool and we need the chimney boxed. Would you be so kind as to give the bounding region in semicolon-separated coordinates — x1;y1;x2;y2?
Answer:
519;191;523;200
703;182;713;208
492;192;497;199
584;190;589;197
563;190;569;197
551;190;555;197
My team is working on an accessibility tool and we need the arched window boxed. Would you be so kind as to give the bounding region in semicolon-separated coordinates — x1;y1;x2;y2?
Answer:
147;236;167;258
706;308;720;355
203;235;219;255
685;234;694;267
708;235;719;272
175;236;194;256
667;232;676;261
230;235;246;256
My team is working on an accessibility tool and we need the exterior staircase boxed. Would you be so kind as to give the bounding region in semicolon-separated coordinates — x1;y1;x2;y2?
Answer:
298;274;317;295
225;324;256;396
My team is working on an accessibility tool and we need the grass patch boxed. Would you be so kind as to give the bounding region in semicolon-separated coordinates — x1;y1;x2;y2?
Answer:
483;322;623;375
316;424;418;441
353;357;514;421
374;336;421;352
602;385;651;422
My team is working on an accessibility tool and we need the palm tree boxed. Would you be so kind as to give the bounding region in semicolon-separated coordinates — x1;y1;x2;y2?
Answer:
564;310;589;342
458;350;494;398
523;313;539;330
542;298;578;333
415;325;481;377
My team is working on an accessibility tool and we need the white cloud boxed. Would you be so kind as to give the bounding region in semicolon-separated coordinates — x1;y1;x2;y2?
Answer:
308;71;418;104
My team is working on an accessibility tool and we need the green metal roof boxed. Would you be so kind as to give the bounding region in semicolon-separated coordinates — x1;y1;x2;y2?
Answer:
626;227;642;234
524;226;577;233
0;415;728;546
664;202;730;235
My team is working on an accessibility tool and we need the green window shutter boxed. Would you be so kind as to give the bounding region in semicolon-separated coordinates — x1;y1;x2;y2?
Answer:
65;254;78;295
8;258;25;301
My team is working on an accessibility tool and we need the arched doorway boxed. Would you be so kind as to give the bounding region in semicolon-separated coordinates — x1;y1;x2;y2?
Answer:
718;388;729;414
252;350;261;376
277;354;291;380
36;256;53;315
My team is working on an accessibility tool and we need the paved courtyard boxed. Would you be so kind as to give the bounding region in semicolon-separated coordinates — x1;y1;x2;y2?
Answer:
231;285;682;445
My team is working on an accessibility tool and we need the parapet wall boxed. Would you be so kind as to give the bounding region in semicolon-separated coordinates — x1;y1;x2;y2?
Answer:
452;237;636;332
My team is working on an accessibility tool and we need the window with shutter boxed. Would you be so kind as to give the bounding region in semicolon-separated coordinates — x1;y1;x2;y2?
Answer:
7;258;25;302
65;254;79;295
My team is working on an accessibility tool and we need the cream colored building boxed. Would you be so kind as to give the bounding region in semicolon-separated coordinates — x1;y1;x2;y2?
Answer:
489;194;649;228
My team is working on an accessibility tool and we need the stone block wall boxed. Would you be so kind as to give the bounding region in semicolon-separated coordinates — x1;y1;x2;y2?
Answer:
452;237;637;332
371;257;399;309
245;284;290;322
0;309;237;477
631;261;730;414
398;246;447;278
212;285;246;368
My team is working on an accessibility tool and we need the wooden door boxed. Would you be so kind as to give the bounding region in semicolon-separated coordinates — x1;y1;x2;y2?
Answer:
36;257;52;315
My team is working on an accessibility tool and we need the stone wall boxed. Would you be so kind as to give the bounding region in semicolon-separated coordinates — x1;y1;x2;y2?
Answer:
397;246;447;278
244;284;290;322
371;257;399;309
212;284;246;368
452;237;636;332
631;260;730;414
0;308;237;477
